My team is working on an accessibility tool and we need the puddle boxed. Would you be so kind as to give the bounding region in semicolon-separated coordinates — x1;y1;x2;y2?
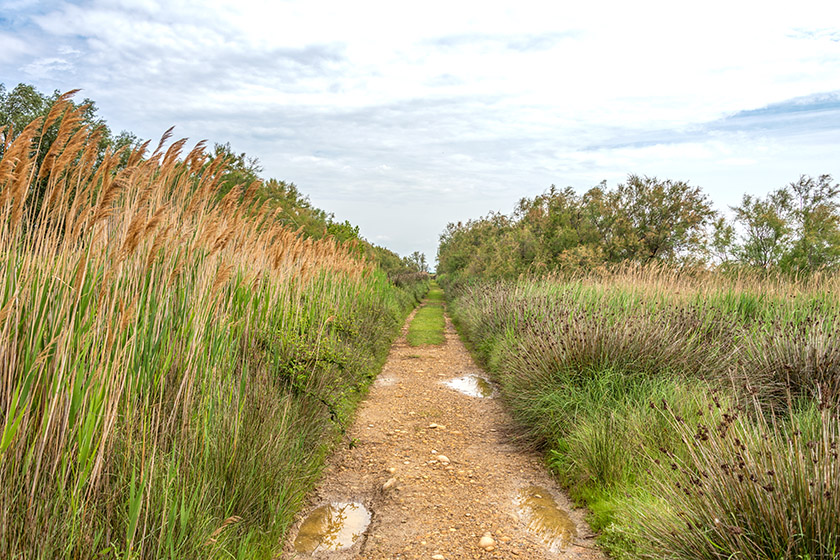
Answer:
443;374;495;398
375;376;397;386
516;485;577;551
293;502;371;554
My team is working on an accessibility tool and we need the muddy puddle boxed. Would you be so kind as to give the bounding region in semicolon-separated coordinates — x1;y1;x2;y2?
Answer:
443;374;495;398
516;485;577;552
293;502;371;554
375;376;397;387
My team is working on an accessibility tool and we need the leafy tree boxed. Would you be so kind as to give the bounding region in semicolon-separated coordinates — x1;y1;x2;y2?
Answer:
783;174;840;271
515;185;599;268
609;175;715;262
709;216;737;265
405;251;429;273
0;83;52;140
437;176;719;278
731;190;792;269
326;219;361;244
213;142;263;193
0;83;117;158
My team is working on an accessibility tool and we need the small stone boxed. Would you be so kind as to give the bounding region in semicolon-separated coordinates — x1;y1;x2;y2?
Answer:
428;423;438;429
388;467;397;473
500;536;511;543
437;455;450;464
382;477;397;490
485;546;496;552
432;555;445;560
479;534;495;549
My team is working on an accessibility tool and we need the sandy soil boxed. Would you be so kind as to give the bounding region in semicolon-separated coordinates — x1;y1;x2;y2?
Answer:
282;306;606;560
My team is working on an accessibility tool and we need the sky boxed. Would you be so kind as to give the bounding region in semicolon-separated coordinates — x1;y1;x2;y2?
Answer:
1;0;839;267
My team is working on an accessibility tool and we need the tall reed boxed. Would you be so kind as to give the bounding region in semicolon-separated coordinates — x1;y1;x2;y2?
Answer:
0;99;417;558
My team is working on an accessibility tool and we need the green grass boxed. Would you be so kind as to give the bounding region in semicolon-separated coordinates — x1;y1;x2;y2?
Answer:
0;105;428;559
425;284;445;302
407;306;445;346
407;282;446;346
440;270;840;560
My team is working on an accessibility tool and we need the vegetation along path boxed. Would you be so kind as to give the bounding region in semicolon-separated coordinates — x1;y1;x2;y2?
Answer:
284;285;605;559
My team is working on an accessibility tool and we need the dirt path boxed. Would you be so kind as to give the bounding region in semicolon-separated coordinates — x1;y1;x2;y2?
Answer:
283;306;606;560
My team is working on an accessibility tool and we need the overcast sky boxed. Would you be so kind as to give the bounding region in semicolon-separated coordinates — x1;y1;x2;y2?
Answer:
2;0;839;266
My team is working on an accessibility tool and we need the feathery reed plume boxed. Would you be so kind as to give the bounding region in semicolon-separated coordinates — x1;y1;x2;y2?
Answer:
0;101;407;559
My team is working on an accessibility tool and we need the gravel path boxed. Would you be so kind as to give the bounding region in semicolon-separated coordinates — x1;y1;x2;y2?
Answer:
283;306;606;560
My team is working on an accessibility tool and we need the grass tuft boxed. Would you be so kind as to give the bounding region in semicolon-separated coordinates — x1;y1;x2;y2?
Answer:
441;267;840;559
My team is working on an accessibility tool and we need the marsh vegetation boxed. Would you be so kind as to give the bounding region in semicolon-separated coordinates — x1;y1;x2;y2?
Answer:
0;92;427;558
441;267;839;559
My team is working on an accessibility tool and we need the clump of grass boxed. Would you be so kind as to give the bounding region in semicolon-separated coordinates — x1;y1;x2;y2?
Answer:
739;319;840;412
0;99;420;558
441;267;840;559
636;404;839;560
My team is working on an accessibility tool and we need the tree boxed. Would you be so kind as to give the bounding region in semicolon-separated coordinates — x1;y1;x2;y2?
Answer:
609;175;715;262
515;185;600;269
784;174;840;271
709;216;736;265
213;142;263;194
405;251;429;273
0;83;51;139
731;190;792;269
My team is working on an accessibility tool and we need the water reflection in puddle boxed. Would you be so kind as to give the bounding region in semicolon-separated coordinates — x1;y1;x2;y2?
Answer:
443;374;495;398
375;376;397;387
293;502;371;553
516;485;577;551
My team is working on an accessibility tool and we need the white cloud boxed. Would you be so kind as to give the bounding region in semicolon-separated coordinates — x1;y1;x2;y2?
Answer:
1;0;839;261
0;33;29;64
22;56;74;78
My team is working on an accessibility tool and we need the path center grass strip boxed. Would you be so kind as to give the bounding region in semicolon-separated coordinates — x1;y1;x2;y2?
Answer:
407;283;446;346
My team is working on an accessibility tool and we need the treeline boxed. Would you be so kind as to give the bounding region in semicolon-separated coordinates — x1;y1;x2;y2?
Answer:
437;174;840;278
0;82;426;279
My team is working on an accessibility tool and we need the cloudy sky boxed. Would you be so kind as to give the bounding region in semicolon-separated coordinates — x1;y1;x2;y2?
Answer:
2;0;839;265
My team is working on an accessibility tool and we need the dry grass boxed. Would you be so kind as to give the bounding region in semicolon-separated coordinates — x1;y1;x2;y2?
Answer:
442;266;840;559
0;98;412;558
